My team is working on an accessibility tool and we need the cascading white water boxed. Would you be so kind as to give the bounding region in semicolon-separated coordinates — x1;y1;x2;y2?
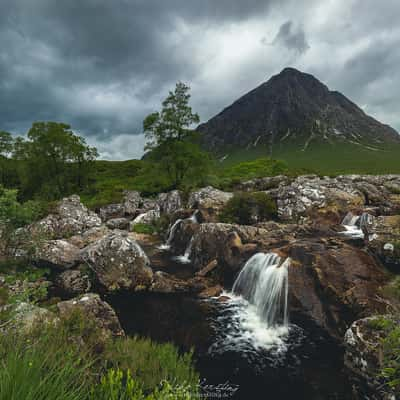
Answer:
341;212;363;239
158;218;183;250
174;236;194;264
232;253;289;327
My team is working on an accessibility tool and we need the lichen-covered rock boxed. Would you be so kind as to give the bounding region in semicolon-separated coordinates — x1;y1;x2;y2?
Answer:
68;226;110;249
99;203;125;221
57;293;124;338
123;190;141;216
106;218;130;230
81;230;153;292
236;175;290;192
36;240;81;269
55;269;92;297
365;215;400;269
157;190;183;214
344;317;396;400
33;195;101;239
188;186;233;220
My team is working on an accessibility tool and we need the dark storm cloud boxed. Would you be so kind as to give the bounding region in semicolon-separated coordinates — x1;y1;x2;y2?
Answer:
1;0;400;159
0;0;275;138
272;21;309;55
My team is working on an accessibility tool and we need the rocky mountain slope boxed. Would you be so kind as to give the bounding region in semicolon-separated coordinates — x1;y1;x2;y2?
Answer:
197;68;400;152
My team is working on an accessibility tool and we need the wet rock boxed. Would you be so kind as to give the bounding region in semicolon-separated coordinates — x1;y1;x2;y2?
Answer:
344;316;396;400
157;190;183;214
57;293;124;338
81;230;153;292
36;239;81;269
196;259;218;277
197;285;223;298
55;269;92;297
106;218;130;230
33;195;101;239
99;203;125;221
282;239;388;338
150;271;192;293
123;190;141;216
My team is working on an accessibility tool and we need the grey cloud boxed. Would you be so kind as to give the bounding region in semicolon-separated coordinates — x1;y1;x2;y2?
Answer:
272;21;310;55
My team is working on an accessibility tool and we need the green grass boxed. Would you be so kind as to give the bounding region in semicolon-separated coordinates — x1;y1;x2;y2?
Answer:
131;223;157;235
219;142;400;175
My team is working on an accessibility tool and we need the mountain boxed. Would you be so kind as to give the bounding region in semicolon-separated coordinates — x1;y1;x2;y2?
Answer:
197;68;400;153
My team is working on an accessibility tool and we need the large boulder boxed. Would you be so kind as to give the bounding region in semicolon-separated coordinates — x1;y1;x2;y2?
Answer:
68;226;110;249
35;239;81;270
34;195;101;239
344;316;396;400
235;175;290;192
57;293;124;338
188;187;233;220
81;231;153;292
157;190;183;215
282;239;388;337
55;269;92;297
272;176;364;221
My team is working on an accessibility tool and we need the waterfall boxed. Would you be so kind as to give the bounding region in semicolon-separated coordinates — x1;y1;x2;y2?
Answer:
341;212;374;239
232;253;289;327
341;212;363;239
158;218;183;250
174;236;194;264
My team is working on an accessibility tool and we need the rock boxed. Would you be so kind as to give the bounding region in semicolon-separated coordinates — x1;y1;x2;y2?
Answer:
130;209;160;228
99;203;125;221
344;316;396;400
68;226;110;249
106;218;130;230
150;271;192;293
35;240;81;269
34;195;101;239
55;269;91;297
123;190;141;216
81;230;153;292
188;186;233;220
365;215;400;269
157;190;183;214
57;293;124;338
196;260;218;277
2;302;56;333
273;176;364;221
198;285;223;298
235;175;290;192
283;239;388;337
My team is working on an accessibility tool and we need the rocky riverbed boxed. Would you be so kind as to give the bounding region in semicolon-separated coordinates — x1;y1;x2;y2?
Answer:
2;174;400;399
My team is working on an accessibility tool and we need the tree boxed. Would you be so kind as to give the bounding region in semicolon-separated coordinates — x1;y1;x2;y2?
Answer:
142;83;210;189
13;122;98;200
0;131;14;185
143;82;200;149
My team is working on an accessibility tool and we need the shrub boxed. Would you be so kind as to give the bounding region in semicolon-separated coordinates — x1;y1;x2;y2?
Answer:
132;223;157;235
219;192;277;225
104;337;199;392
381;324;400;392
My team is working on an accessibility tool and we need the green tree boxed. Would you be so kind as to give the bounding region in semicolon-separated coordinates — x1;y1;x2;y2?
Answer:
143;82;200;149
13;122;98;200
142;83;210;189
0;131;14;186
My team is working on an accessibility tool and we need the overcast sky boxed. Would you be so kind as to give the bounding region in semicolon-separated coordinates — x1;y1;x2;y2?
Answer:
1;0;399;159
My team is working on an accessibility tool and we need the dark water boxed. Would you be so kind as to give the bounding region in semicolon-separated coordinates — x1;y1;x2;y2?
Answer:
108;292;352;400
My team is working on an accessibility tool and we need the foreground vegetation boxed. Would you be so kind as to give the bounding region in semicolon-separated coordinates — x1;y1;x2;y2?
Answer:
0;313;199;400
